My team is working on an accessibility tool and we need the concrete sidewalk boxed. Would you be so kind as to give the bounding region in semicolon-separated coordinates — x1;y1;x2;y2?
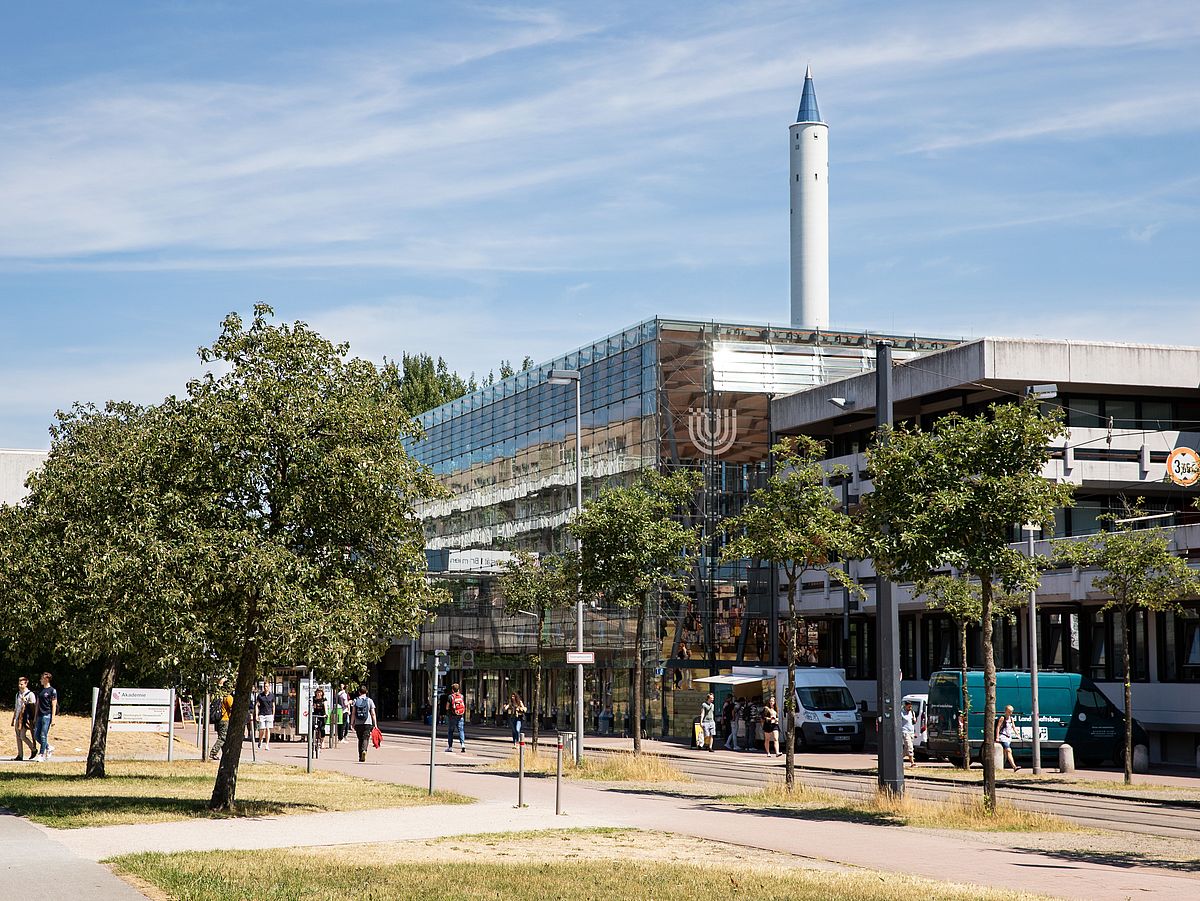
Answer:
0;811;146;900
49;735;1200;901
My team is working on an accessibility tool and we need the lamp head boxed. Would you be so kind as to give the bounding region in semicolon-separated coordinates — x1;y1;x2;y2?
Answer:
828;397;855;410
548;369;580;385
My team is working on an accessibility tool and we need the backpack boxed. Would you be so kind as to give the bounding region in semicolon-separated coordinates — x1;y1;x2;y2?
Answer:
450;692;466;717
355;696;372;723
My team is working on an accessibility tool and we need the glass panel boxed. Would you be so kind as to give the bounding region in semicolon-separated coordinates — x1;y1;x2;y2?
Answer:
1068;398;1102;428
1141;401;1172;430
1106;398;1136;430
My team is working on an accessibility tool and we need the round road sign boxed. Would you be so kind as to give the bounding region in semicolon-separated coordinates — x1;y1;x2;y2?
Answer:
1166;446;1200;487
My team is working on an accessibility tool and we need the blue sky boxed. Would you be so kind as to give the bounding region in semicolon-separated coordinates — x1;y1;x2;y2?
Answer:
2;1;1199;448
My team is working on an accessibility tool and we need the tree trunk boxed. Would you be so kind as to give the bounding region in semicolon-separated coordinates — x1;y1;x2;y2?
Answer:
784;576;797;791
632;597;645;754
979;576;998;812
85;653;121;779
532;611;543;752
1121;605;1133;786
209;625;259;811
960;621;970;769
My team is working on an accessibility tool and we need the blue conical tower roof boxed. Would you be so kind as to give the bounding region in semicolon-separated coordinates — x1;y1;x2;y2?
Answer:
796;65;822;123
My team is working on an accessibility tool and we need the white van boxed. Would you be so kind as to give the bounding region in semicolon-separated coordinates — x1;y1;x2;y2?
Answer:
733;666;864;751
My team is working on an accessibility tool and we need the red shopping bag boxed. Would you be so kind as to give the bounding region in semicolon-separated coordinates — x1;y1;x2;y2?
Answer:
371;726;382;749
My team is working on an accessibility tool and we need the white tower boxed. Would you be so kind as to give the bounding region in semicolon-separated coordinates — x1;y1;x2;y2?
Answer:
790;66;829;330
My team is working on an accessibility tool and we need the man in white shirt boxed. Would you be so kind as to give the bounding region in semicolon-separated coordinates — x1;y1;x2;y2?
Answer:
11;676;37;761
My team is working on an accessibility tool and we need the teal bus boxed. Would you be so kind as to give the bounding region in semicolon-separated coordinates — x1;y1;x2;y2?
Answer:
926;670;1147;767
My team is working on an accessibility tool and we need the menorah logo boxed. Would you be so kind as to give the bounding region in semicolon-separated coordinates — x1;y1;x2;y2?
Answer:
687;407;738;456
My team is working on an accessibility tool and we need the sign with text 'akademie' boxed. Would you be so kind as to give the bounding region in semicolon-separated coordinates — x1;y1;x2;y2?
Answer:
108;687;173;732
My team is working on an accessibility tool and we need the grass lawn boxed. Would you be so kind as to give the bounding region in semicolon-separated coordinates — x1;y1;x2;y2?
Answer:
110;845;1052;901
2;711;196;759
724;781;1083;833
486;749;691;783
0;760;471;828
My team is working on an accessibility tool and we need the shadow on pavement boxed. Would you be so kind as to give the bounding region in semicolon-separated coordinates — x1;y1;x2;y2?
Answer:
695;800;902;828
1017;847;1200;874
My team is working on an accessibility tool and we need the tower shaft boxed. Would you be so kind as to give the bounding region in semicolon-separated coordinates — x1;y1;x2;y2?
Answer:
790;70;829;330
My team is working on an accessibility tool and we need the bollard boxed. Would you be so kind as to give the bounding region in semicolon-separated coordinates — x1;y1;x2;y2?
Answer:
556;740;564;816
517;739;526;808
1195;745;1200;773
1058;743;1075;774
1133;744;1150;774
991;742;1005;773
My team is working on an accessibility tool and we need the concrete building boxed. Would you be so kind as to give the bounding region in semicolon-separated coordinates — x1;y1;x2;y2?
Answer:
771;336;1200;765
0;449;48;506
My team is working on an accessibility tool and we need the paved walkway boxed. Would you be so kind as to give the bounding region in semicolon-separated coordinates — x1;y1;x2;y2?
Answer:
0;811;145;901
45;735;1200;901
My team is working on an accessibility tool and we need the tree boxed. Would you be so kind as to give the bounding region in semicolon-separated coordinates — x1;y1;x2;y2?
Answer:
720;437;860;790
0;402;201;778
1055;511;1200;784
173;306;445;810
499;360;515;379
917;575;1023;769
861;398;1071;810
569;470;701;753
497;551;578;750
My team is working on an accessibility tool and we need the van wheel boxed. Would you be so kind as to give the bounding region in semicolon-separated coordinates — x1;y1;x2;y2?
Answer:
795;729;809;751
850;740;865;753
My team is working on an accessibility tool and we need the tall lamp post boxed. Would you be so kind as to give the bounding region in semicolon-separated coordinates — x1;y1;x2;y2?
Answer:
549;369;585;765
874;341;903;796
1022;383;1057;776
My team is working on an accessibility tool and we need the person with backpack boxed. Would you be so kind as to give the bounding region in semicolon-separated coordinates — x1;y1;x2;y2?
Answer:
11;675;38;761
209;679;234;760
444;682;467;753
351;685;376;763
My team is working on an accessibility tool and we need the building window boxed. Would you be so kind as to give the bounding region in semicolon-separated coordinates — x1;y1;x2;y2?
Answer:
1158;605;1200;682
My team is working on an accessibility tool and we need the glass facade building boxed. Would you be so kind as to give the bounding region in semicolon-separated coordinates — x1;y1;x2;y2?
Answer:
389;319;958;734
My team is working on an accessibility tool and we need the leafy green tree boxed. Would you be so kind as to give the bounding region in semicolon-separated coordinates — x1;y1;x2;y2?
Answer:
520;356;534;372
569;470;701;753
721;437;860;790
861;398;1071;809
390;353;471;416
497;551;578;750
173;306;446;810
917;575;1023;769
0;402;201;778
498;360;515;379
1055;512;1200;784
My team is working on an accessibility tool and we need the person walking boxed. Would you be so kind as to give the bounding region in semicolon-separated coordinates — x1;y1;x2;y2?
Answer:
901;699;918;767
209;680;234;760
724;698;742;751
503;692;526;746
995;704;1021;773
444;682;467;753
254;682;275;750
699;692;717;752
11;676;37;761
335;684;351;743
312;688;328;751
33;673;57;761
762;696;780;756
351;685;376;763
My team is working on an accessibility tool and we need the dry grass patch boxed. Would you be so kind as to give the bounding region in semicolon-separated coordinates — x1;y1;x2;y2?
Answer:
3;712;196;759
0;759;471;828
110;831;1056;901
486;749;690;783
727;780;1082;833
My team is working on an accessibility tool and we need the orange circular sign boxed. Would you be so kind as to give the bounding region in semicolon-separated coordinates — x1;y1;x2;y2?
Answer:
1167;446;1200;487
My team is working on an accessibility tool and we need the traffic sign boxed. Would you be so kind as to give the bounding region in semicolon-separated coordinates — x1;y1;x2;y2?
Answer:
566;651;594;665
1167;446;1200;487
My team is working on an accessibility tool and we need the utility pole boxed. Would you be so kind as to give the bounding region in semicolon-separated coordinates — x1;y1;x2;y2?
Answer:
875;340;904;796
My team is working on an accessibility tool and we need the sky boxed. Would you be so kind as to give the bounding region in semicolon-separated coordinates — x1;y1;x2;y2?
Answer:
2;1;1199;448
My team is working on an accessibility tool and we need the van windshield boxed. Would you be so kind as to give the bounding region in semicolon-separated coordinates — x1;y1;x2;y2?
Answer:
797;687;856;711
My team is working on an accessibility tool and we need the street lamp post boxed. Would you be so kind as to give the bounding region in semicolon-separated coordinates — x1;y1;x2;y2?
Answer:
1022;383;1057;776
874;340;904;796
549;369;585;765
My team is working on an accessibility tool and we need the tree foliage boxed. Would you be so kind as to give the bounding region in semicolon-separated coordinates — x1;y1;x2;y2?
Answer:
1055;511;1200;784
173;306;447;809
569;470;702;753
497;551;578;749
861;398;1072;808
721;436;860;789
0;402;201;777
